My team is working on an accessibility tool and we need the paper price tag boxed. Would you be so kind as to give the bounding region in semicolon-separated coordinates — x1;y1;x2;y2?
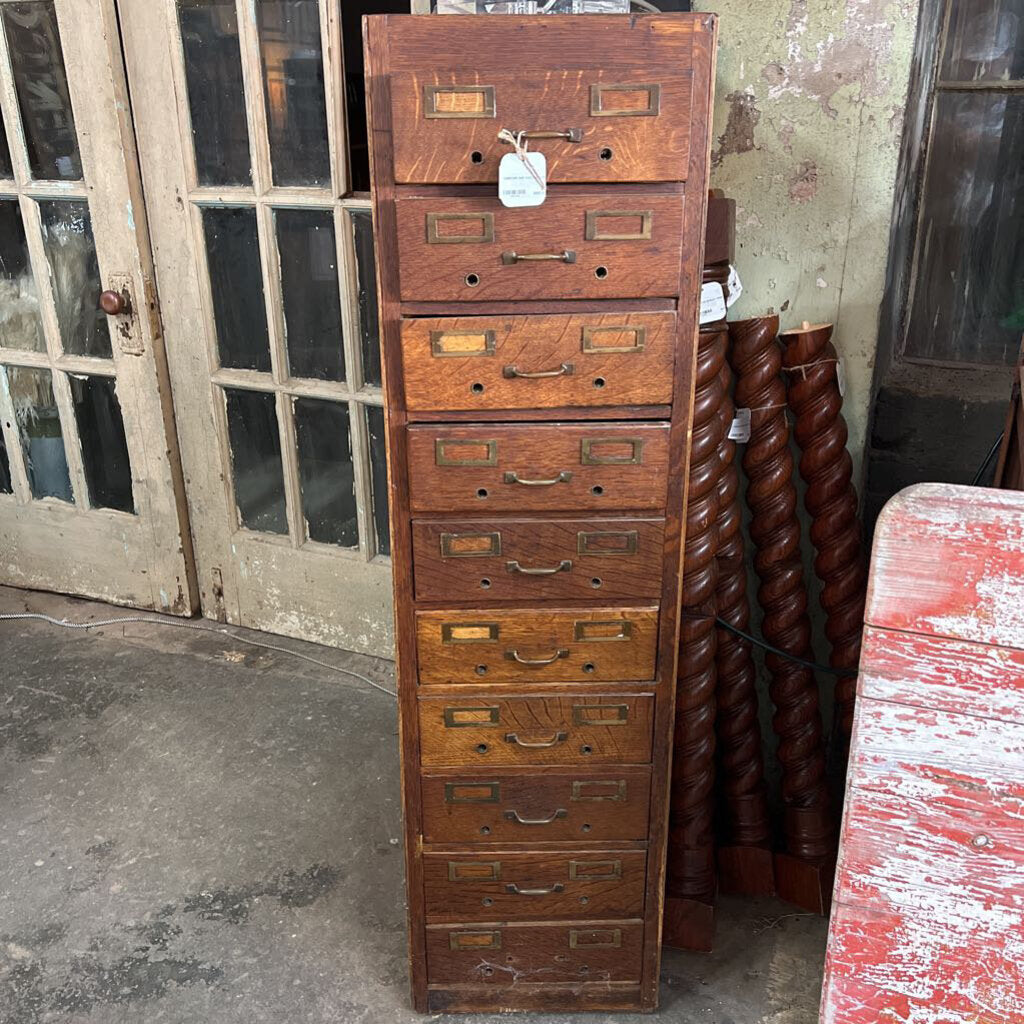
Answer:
726;264;743;307
498;151;546;207
728;407;751;442
699;281;727;324
836;357;846;397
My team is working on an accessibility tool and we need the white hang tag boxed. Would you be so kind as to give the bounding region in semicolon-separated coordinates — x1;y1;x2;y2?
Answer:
836;357;847;397
699;281;727;324
726;264;743;307
728;407;752;442
498;151;547;208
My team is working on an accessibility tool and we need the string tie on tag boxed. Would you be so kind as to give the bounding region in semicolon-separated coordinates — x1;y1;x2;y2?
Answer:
497;128;546;191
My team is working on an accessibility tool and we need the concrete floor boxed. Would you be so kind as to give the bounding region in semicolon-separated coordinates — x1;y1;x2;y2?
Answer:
0;585;827;1024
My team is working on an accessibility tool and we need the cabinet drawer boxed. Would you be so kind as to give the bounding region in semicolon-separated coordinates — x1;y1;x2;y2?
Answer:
426;920;644;985
421;769;651;844
423;851;647;923
402;313;676;412
412;517;665;602
417;607;658;685
395;195;684;301
418;694;654;767
392;68;692;185
408;423;670;514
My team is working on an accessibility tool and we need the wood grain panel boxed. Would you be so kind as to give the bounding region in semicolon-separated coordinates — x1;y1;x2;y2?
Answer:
411;517;665;602
865;483;1024;648
859;624;1024;726
408;422;670;514
391;69;692;185
426;920;645;985
838;700;1024;919
423;850;647;922
416;606;659;684
418;693;654;767
401;313;676;413
823;903;1022;1024
381;13;701;71
421;768;652;844
395;194;685;301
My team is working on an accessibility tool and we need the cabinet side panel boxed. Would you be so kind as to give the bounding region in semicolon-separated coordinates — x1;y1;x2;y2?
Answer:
364;15;428;1013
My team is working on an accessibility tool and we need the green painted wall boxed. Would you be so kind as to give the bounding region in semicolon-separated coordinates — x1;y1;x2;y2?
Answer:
695;0;920;480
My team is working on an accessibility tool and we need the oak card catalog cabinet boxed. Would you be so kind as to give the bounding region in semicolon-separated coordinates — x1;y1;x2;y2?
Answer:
364;14;717;1013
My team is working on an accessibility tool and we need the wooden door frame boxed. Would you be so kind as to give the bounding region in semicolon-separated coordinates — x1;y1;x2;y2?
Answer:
118;0;394;654
0;0;196;612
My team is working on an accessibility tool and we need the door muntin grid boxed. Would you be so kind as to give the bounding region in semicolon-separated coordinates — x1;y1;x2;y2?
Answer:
0;0;136;516
170;0;387;562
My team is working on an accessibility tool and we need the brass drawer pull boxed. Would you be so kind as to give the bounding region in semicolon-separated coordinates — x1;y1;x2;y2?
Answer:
503;808;568;825
503;470;572;486
506;559;572;576
504;730;568;748
514;129;582;142
503;362;575;379
501;250;577;265
504;882;565;895
504;648;569;666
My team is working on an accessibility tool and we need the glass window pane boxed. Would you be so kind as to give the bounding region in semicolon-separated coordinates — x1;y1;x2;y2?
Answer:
202;207;270;371
256;0;331;187
941;0;1024;82
366;404;389;557
224;388;287;533
2;2;82;181
351;210;381;388
5;365;72;501
0;199;45;352
178;0;252;186
38;199;111;357
904;91;1024;365
293;397;357;547
276;208;344;381
0;112;12;178
69;374;134;513
0;421;11;493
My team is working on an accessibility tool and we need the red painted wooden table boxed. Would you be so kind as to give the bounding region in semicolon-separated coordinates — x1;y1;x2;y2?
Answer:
821;483;1024;1024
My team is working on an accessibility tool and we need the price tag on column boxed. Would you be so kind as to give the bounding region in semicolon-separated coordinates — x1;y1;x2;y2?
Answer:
699;281;727;324
729;407;752;442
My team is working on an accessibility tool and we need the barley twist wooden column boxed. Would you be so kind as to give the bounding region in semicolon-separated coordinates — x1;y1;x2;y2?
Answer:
713;374;774;896
728;315;835;914
780;322;866;760
664;276;730;951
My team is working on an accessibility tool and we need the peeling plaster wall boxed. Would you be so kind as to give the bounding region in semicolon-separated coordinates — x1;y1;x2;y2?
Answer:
695;0;920;481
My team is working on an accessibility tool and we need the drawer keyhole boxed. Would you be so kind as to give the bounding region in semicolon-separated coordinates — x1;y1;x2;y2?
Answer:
591;485;604;496
599;147;613;161
465;273;480;287
471;382;485;394
595;266;608;279
470;150;483;164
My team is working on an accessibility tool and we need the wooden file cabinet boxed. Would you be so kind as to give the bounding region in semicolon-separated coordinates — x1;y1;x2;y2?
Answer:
364;13;717;1013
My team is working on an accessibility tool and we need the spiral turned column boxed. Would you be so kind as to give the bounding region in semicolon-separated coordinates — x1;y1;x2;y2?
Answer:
712;374;774;896
664;287;730;952
728;315;835;914
780;322;866;762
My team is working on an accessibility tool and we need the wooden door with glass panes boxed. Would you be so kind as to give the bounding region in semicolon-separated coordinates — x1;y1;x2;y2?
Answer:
0;0;194;612
120;0;393;655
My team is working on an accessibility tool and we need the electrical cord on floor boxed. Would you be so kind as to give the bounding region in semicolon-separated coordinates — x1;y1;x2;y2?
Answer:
970;430;1006;487
681;609;859;678
0;611;398;698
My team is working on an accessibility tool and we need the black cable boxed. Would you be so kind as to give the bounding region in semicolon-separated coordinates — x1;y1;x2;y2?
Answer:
970;430;1005;487
681;610;858;678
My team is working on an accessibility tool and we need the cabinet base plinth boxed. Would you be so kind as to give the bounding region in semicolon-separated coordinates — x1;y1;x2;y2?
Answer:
425;982;648;1014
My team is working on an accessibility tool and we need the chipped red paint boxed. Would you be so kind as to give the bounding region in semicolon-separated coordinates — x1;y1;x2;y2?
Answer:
821;483;1024;1024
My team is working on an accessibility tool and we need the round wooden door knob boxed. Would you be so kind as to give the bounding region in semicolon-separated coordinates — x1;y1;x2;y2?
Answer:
99;289;129;316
